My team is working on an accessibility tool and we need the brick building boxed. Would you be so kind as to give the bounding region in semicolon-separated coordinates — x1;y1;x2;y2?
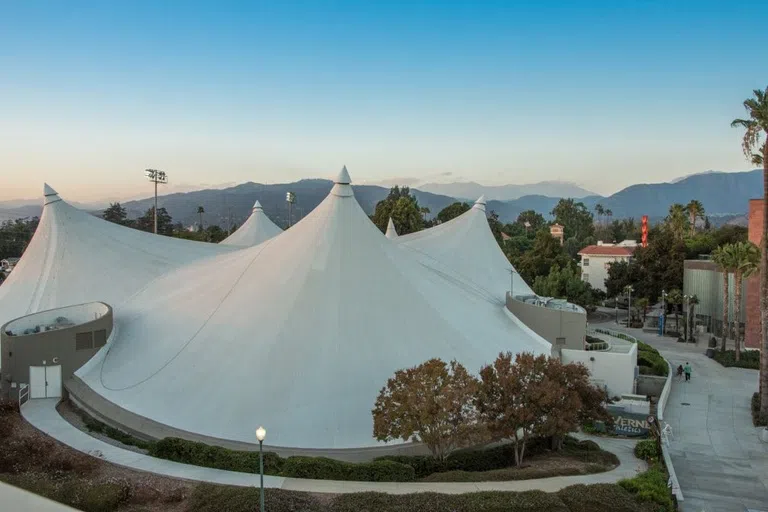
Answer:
746;199;764;349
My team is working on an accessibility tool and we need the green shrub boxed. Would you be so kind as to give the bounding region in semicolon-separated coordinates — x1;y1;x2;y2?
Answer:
753;392;768;427
330;491;570;512
576;439;600;452
72;403;153;450
558;483;645;512
713;349;760;369
634;440;660;462
585;335;603;344
149;437;284;475
280;456;415;482
618;465;674;511
187;483;323;512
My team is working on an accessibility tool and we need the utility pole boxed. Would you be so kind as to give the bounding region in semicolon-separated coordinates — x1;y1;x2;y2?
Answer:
286;191;296;228
145;169;168;234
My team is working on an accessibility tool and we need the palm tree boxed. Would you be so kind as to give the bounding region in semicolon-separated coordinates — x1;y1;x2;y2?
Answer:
594;204;604;226
728;242;760;361
666;289;683;333
732;87;768;408
197;206;205;232
685;200;705;237
712;245;733;351
605;209;613;227
666;203;689;240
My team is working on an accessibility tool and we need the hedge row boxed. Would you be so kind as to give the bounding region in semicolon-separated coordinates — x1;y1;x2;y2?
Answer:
187;483;650;512
637;343;668;377
714;349;760;370
148;438;284;475
618;464;674;511
280;456;414;482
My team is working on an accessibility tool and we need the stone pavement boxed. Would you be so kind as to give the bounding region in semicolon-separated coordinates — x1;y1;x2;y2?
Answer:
593;320;768;512
21;398;645;495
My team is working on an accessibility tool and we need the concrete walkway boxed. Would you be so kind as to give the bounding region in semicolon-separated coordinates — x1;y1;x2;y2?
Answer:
22;398;645;495
593;321;768;512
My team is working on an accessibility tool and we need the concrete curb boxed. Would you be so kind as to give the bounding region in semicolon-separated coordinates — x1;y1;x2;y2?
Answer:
659;359;684;504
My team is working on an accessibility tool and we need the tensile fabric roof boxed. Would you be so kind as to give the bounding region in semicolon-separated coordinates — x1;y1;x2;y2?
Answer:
77;168;550;449
220;200;283;247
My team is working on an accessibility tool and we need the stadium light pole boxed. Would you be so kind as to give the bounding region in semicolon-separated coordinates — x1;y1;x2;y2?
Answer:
286;192;296;228
624;285;633;327
145;169;168;234
256;426;266;511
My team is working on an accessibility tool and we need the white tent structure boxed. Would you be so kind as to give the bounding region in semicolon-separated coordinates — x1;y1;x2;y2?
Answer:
77;168;550;450
220;200;283;247
397;195;535;302
384;217;398;239
0;185;232;329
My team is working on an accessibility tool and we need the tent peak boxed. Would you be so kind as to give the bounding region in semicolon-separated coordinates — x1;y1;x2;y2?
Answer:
253;200;263;210
473;195;486;211
336;166;351;185
43;183;61;205
385;217;399;239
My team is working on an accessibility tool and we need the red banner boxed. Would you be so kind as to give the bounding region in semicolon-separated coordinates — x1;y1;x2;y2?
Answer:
641;215;648;247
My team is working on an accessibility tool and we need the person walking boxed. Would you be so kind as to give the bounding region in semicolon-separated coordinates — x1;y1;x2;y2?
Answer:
684;362;692;382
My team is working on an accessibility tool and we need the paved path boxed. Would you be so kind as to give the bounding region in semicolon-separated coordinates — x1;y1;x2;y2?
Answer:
22;398;645;495
592;320;768;512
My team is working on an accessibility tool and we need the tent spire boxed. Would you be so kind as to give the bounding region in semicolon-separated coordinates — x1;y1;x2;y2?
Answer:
253;200;263;210
385;217;399;239
331;166;354;197
336;165;351;185
473;195;487;212
43;183;61;206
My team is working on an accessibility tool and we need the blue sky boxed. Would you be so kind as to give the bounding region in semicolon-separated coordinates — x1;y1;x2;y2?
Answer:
0;1;765;201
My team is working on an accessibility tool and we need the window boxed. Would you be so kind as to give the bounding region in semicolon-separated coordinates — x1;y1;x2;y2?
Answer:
555;337;566;346
93;329;107;348
582;273;589;281
75;331;93;351
582;258;589;266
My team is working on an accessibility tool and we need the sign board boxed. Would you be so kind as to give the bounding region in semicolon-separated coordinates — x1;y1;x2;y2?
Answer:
592;411;651;437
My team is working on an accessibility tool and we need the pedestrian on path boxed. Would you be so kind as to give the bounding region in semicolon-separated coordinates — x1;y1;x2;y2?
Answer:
684;362;692;382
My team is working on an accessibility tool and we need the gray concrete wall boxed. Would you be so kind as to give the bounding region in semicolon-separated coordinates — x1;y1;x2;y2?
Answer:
506;293;586;351
1;303;112;400
636;374;667;398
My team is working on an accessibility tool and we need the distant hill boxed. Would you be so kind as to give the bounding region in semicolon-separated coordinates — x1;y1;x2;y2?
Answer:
120;180;459;228
417;181;595;201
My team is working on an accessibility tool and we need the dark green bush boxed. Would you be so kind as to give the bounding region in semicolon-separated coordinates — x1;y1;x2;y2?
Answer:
633;440;660;462
618;465;674;511
576;439;600;452
713;349;759;369
585;335;603;344
753;392;768;427
187;483;323;512
374;454;446;479
149;437;284;475
331;490;570;512
558;483;645;512
280;456;415;482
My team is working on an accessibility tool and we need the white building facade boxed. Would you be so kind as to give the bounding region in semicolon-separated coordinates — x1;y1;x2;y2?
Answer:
577;241;637;292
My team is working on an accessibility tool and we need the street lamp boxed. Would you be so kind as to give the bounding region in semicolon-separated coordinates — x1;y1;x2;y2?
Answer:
145;169;168;234
624;285;634;327
683;295;689;342
255;426;266;511
286;192;296;227
660;289;667;337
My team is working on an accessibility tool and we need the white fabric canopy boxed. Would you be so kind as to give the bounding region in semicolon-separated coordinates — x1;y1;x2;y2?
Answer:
397;196;535;302
77;169;550;449
0;185;232;329
220;200;283;247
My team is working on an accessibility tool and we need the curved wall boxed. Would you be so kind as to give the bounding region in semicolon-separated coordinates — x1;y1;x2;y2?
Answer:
505;293;586;353
1;302;113;401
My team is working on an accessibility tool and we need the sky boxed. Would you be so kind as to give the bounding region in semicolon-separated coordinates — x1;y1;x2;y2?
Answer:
0;0;766;203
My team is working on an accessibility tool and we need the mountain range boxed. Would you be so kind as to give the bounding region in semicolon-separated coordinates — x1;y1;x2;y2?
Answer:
417;181;596;201
1;169;762;228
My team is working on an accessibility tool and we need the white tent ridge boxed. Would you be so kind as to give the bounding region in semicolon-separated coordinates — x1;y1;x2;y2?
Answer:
220;200;283;247
0;185;233;329
77;168;550;450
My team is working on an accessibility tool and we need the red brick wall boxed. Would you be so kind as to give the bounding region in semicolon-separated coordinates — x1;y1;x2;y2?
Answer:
746;199;764;349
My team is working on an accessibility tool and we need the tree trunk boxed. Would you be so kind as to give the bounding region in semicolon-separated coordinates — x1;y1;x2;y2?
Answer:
690;211;695;237
735;272;742;362
721;272;729;352
760;142;768;414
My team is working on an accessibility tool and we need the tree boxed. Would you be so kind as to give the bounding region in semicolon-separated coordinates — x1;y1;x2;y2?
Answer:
712;244;734;350
487;210;505;246
727;242;760;361
594;204;605;226
437;202;470;224
666;288;683;333
531;264;601;311
551;199;595;242
371;186;426;235
516;210;545;232
102;202;128;225
136;207;173;236
665;203;689;241
635;297;650;324
605;209;613;225
514;230;572;284
685;200;705;237
197;206;205;232
731;86;768;413
687;294;699;341
372;359;482;460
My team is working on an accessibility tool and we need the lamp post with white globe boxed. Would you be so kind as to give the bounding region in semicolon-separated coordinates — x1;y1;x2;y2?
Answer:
256;426;266;511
